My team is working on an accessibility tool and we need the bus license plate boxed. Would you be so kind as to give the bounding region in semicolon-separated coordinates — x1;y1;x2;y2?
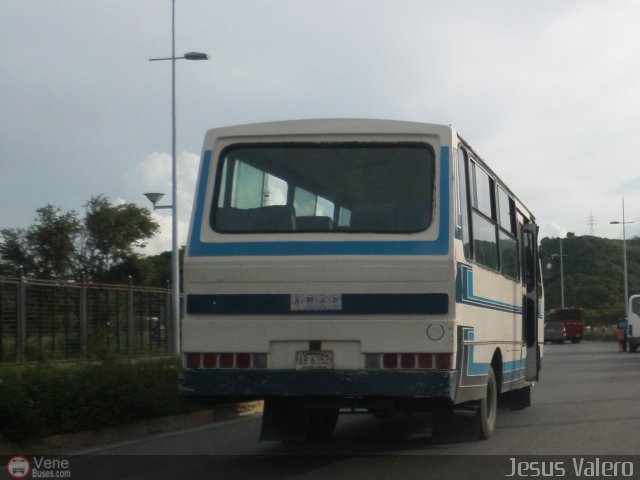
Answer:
296;351;333;370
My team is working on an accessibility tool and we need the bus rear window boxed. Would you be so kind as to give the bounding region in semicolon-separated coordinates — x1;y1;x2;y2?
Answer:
212;143;435;233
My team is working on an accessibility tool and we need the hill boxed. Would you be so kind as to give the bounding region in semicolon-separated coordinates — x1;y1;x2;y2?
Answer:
540;234;640;325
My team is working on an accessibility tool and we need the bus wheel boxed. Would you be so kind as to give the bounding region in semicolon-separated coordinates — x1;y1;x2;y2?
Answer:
475;367;497;440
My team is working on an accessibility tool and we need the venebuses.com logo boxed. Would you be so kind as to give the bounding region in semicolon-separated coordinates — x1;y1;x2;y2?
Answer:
6;456;72;479
6;456;30;479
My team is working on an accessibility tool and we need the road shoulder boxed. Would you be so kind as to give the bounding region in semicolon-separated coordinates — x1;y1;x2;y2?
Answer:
0;401;263;455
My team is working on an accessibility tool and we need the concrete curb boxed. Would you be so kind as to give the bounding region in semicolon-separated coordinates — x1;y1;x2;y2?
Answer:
0;401;263;455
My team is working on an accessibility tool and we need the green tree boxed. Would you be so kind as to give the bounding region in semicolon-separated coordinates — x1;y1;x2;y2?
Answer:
0;228;35;275
140;251;172;287
29;205;83;278
82;195;159;281
0;196;159;283
0;206;82;278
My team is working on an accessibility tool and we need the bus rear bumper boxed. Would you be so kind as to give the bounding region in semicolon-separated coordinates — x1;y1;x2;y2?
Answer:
179;369;458;400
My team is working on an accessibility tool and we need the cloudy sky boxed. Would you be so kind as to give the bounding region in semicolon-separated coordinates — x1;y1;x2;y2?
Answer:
2;0;639;254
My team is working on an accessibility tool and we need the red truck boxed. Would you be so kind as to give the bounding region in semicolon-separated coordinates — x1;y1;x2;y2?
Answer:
548;308;585;343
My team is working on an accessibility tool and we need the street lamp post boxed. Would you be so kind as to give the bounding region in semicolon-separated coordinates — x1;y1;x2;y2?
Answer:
610;196;634;319
550;239;566;308
148;0;209;356
543;237;567;308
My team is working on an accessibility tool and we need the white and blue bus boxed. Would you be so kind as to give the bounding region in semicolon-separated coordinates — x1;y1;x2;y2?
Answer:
179;119;544;441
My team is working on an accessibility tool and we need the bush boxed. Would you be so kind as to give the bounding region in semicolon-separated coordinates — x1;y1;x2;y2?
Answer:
583;330;616;342
0;358;201;441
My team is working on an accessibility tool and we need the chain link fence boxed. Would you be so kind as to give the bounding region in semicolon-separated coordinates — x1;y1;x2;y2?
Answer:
0;275;174;364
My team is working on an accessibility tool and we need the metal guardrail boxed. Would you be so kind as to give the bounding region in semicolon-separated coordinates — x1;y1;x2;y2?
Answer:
0;275;173;364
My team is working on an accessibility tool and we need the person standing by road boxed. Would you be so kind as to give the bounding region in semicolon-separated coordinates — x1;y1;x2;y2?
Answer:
618;317;628;352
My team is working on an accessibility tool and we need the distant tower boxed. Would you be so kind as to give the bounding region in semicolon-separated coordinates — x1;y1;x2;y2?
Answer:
587;211;596;235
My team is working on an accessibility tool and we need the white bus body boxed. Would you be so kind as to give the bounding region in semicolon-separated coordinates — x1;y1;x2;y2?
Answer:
628;295;640;352
179;119;544;441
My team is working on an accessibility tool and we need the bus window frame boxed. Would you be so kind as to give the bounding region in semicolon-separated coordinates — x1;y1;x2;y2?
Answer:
469;159;499;272
209;141;437;235
456;146;473;260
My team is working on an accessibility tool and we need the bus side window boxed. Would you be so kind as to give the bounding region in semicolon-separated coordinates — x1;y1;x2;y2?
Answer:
497;186;519;280
456;147;472;260
471;161;499;270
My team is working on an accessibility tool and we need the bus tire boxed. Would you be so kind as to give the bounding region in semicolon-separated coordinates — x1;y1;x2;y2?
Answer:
475;367;497;440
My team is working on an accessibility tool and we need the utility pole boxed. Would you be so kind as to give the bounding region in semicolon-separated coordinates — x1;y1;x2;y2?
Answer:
587;212;596;236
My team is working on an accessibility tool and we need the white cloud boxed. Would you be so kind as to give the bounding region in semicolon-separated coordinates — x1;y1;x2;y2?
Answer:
540;222;568;240
136;151;201;255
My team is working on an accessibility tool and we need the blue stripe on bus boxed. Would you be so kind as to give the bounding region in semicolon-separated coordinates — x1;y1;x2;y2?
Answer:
188;146;450;257
466;345;526;377
461;328;526;380
189;149;213;255
468;358;527;381
456;264;522;314
186;293;449;315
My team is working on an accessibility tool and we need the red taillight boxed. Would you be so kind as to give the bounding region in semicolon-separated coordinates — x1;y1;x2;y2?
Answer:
236;353;251;368
367;352;451;370
401;353;416;369
418;353;433;369
383;353;398;369
186;353;201;369
435;353;451;369
203;353;217;368
219;353;234;368
188;352;265;369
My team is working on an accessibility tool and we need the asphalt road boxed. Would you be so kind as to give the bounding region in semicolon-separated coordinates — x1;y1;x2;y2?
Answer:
69;341;640;479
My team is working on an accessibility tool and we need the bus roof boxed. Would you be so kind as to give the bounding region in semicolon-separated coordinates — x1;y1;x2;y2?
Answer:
203;118;455;145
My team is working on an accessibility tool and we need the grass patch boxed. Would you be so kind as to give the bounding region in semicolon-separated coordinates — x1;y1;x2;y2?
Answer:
0;358;201;441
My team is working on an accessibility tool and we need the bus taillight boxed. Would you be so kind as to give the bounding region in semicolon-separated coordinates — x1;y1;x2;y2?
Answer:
368;353;452;370
417;353;432;369
400;353;416;369
186;353;201;369
383;353;398;369
203;353;217;368
236;353;251;369
219;353;234;368
435;353;451;370
185;352;267;369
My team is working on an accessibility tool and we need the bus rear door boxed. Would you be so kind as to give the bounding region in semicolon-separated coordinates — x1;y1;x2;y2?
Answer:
522;223;540;381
